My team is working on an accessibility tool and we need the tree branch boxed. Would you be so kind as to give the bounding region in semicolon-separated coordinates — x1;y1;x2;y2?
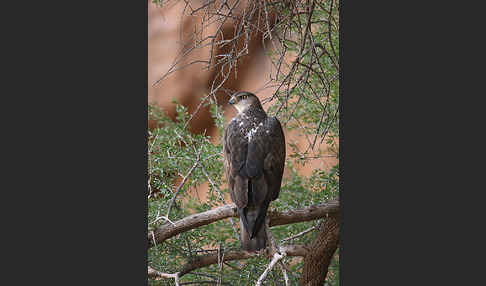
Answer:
281;225;316;243
165;147;203;218
179;244;308;277
279;260;290;286
148;200;339;248
149;203;237;248
256;251;286;286
148;210;339;281
148;266;180;285
268;200;339;227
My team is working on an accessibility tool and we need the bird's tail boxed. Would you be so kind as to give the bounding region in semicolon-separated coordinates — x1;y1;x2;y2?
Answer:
239;207;267;252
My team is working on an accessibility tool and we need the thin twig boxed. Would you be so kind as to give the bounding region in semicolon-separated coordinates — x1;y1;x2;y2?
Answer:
255;251;286;286
166;146;203;218
200;164;239;240
279;261;290;286
150;215;176;226
281;226;316;243
148;266;180;285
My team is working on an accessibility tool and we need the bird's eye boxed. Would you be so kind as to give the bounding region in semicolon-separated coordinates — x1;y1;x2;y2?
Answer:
241;95;247;100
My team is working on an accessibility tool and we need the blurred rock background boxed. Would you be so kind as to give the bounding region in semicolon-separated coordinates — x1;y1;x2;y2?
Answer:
148;0;337;203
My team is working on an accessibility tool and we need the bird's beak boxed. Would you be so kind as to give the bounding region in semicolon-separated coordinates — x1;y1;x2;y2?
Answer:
229;96;236;105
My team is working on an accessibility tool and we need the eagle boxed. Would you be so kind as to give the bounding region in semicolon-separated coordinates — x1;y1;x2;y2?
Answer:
223;91;286;252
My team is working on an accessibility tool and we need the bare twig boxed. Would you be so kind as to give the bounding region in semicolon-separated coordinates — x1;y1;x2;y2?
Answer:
148;266;180;285
281;225;317;243
181;281;230;285
255;251;286;286
279;261;290;286
166;146;203;218
150;214;176;226
200;164;239;240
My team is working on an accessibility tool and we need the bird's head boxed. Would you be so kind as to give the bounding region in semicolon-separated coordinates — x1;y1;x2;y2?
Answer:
228;91;262;113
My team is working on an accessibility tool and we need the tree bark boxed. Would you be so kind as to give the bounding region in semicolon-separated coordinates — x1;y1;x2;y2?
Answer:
179;244;308;276
148;200;339;248
300;213;339;286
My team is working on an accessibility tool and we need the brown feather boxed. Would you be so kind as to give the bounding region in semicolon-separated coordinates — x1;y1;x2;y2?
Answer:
223;92;285;252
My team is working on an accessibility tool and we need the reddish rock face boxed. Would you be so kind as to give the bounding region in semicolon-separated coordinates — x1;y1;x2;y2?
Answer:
148;0;338;203
148;0;278;136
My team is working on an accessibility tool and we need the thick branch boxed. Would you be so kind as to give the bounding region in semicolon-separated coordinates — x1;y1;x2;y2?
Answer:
149;204;238;248
179;244;308;277
268;200;339;227
300;212;339;286
148;200;339;248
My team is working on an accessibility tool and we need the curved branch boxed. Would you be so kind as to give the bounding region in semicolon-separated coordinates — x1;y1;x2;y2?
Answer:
149;210;339;280
148;200;339;248
179;244;309;277
149;204;238;248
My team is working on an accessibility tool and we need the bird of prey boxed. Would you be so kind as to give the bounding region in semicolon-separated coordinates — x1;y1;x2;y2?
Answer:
223;91;286;252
